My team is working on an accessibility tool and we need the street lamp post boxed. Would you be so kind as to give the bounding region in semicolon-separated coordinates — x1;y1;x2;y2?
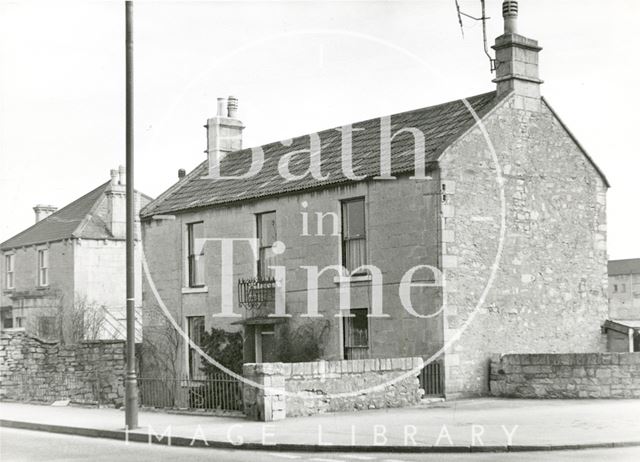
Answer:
124;0;138;430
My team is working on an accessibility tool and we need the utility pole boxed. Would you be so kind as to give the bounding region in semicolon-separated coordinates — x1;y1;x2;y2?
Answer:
124;0;138;430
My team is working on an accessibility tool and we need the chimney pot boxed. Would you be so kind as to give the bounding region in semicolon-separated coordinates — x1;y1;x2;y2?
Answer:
217;97;226;117
110;169;118;186
178;169;186;179
227;96;238;118
502;0;518;34
118;165;126;185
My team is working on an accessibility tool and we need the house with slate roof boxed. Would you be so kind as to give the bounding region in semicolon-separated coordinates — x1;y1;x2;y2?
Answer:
603;258;640;352
0;167;151;343
140;1;610;397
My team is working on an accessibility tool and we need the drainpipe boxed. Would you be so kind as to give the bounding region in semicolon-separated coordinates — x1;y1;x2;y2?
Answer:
629;328;635;353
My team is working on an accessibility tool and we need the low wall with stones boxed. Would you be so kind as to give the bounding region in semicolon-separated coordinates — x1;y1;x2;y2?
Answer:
243;357;424;420
490;353;640;399
0;330;126;406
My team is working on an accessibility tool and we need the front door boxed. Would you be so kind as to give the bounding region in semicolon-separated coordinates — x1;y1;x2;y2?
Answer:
255;325;276;363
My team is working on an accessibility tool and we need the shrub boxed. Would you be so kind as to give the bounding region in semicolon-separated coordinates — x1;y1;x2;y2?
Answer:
199;327;244;376
276;321;330;363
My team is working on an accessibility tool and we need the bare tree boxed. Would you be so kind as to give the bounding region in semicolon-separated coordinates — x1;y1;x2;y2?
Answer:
139;306;181;377
68;295;107;342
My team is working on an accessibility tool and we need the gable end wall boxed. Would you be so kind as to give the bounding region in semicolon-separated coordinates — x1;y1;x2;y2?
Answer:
439;94;608;397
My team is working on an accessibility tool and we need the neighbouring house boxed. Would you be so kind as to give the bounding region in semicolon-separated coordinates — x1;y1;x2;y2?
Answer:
0;167;151;343
603;258;640;352
140;1;609;397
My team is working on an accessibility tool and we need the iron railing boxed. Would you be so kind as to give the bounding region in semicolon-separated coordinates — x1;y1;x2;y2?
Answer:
137;374;243;412
419;359;444;396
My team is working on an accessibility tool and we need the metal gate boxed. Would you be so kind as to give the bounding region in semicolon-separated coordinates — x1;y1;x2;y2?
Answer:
419;359;444;396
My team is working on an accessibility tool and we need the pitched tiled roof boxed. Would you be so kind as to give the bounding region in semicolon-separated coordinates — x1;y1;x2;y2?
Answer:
141;91;500;218
1;183;152;250
608;259;640;276
1;182;111;250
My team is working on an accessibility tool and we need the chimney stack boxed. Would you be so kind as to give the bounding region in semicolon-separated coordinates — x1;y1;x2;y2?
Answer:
33;204;57;223
492;0;543;111
205;96;244;177
178;168;186;179
106;166;126;238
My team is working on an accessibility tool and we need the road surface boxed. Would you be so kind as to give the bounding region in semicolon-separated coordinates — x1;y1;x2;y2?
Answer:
1;427;639;461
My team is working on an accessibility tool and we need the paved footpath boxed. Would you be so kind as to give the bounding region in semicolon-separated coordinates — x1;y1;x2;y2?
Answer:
1;399;640;453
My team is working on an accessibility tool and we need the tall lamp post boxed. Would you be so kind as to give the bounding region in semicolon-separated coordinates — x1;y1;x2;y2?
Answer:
124;0;139;430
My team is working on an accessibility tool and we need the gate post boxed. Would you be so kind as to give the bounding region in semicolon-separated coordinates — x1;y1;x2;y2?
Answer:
242;363;286;421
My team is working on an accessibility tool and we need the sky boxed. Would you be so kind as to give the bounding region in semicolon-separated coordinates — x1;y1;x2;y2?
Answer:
0;0;638;259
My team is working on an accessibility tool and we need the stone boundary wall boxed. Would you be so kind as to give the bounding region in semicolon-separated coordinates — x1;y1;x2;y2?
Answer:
490;353;640;399
243;357;424;421
0;330;126;406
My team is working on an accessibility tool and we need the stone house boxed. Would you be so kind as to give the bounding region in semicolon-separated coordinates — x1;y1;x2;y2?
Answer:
140;1;609;397
0;167;151;343
603;258;640;352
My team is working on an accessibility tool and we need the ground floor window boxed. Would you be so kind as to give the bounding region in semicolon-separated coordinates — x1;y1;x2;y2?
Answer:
343;308;369;359
187;316;205;377
37;316;56;339
0;307;12;329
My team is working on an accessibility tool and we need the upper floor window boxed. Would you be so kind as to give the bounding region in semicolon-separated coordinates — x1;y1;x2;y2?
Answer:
38;249;49;287
341;198;366;273
256;212;276;280
187;222;205;288
5;254;15;289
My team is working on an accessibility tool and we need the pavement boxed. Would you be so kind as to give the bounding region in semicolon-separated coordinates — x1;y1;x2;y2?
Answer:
1;399;640;453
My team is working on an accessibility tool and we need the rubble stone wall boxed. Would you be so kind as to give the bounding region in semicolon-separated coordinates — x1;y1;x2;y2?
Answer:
243;357;424;420
490;353;640;398
0;330;125;406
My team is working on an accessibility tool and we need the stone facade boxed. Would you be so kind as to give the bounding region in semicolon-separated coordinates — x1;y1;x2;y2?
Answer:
0;330;126;405
141;179;442;376
243;357;423;420
0;239;144;342
490;353;640;399
439;95;608;397
1;240;74;339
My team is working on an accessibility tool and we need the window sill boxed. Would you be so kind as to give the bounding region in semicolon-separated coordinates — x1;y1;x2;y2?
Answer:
36;286;49;290
333;274;372;284
182;286;208;294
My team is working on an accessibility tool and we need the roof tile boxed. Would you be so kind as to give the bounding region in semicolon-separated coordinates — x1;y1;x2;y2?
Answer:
141;91;499;218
